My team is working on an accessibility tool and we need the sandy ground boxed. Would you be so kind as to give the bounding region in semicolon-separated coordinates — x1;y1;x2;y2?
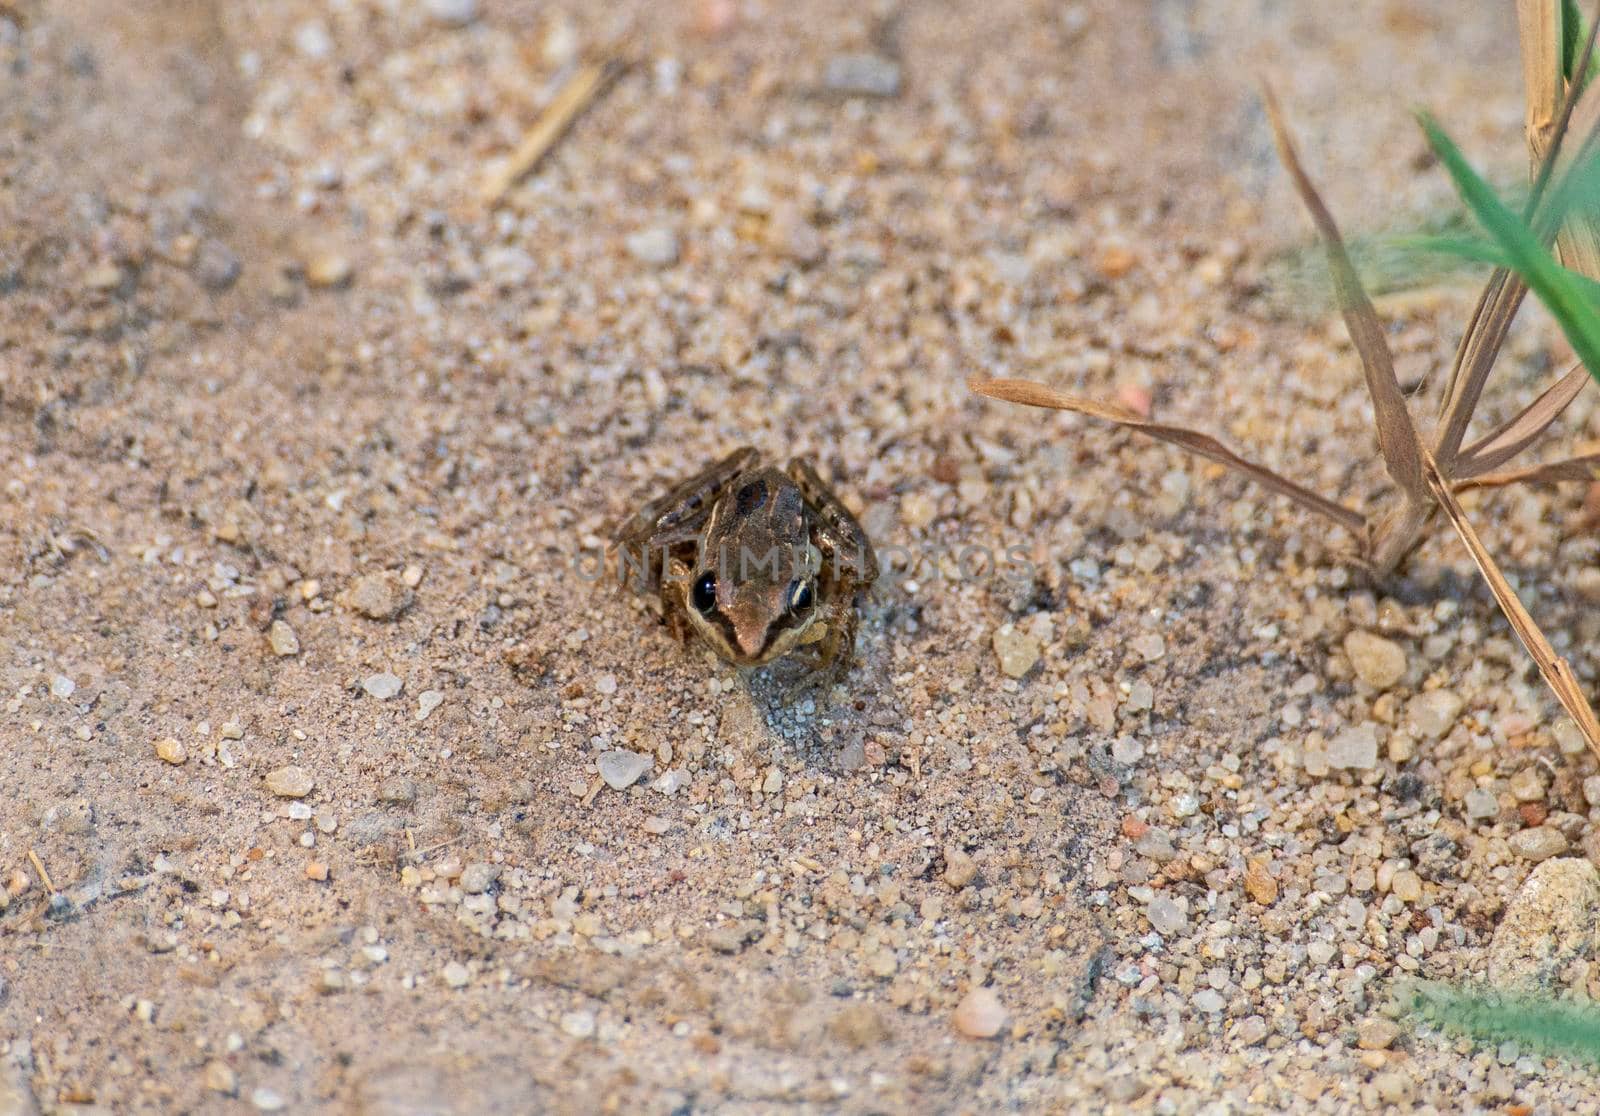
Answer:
5;0;1600;1112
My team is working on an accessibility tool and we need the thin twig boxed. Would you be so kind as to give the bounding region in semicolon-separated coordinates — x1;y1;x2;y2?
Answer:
28;848;56;894
402;835;466;864
481;59;625;203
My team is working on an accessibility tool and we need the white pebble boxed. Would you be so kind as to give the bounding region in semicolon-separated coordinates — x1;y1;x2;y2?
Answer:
1327;724;1378;770
598;750;653;790
363;672;403;700
560;1010;596;1038
625;228;679;267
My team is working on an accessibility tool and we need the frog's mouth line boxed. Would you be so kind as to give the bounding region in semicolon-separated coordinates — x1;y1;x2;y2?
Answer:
689;599;817;668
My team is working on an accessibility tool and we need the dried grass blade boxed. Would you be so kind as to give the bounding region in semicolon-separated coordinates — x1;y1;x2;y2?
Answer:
1435;273;1530;470
1455;451;1600;491
1437;6;1596;466
481;59;624;203
1261;86;1428;503
1456;363;1592;478
1424;453;1600;759
968;376;1367;533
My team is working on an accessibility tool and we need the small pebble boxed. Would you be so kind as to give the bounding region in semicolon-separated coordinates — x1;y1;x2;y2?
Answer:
560;1010;596;1038
991;624;1041;679
1358;1017;1400;1050
84;262;122;291
951;987;1006;1038
1465;788;1499;820
202;1060;237;1096
1343;630;1406;690
1244;858;1278;904
1134;829;1177;863
294;19;331;58
459;863;499;894
1391;870;1423;903
51;674;76;699
267;620;300;657
154;737;188;765
1405;690;1463;741
424;0;478;25
251;1087;286;1112
823;53;902;97
1192;989;1226;1013
442;962;471;989
266;766;314;799
1583;776;1600;808
194;239;241;291
363;672;403;700
943;847;977;889
1509;826;1569;861
416;690;444;720
1509;767;1545;802
598;750;653;790
625;228;679;267
379;776;418;804
305;251;352;289
305;861;329;882
344;572;413;620
1326;724;1378;770
1147;895;1186;936
642;816;671;835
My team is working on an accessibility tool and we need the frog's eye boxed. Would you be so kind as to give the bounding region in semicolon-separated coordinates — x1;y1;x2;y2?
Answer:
692;571;717;613
788;579;815;614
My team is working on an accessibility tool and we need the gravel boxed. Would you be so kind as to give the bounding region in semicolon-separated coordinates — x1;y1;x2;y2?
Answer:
6;2;1600;1112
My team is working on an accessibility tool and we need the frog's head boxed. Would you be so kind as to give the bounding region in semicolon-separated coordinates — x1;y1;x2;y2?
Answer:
683;471;821;667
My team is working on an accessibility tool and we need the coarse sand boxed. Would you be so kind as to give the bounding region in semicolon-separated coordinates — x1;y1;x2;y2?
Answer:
5;1;1600;1111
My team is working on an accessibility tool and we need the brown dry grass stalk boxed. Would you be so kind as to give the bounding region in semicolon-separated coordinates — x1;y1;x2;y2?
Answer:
971;8;1600;756
481;58;625;204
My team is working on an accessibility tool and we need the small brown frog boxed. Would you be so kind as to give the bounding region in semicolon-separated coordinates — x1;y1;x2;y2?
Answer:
609;447;877;684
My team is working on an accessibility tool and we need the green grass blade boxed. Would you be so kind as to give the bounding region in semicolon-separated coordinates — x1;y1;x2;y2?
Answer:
1398;232;1600;305
1421;112;1600;385
1405;980;1600;1064
1563;0;1600;83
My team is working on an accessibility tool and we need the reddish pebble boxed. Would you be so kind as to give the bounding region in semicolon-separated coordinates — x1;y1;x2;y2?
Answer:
306;861;329;882
1115;384;1153;418
1518;802;1548;828
1121;815;1149;840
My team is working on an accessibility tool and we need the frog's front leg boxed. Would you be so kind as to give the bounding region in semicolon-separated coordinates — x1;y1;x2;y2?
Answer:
785;457;878;587
609;446;757;593
800;596;861;692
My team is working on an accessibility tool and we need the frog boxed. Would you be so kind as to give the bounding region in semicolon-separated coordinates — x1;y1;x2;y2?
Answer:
609;446;878;685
